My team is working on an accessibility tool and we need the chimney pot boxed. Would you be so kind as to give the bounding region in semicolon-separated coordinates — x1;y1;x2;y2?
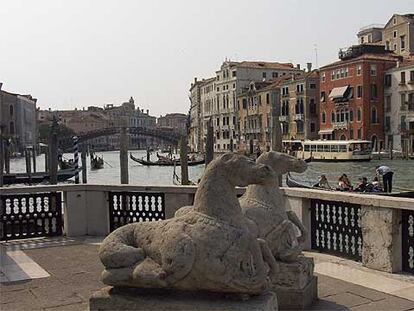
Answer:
307;63;312;72
296;64;301;70
146;109;149;114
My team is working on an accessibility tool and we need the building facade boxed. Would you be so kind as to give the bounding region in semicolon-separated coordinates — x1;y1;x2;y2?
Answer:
357;14;414;56
384;60;414;155
157;113;188;133
319;44;399;150
0;86;37;153
189;78;204;153
279;69;320;141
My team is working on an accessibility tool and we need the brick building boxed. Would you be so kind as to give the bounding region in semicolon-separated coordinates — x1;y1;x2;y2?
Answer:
319;44;400;150
157;113;188;134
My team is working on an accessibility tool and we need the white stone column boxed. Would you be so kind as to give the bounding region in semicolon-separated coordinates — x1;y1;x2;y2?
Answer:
286;196;312;251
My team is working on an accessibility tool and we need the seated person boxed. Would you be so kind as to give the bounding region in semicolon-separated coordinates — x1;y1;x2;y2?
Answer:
371;176;382;192
313;174;332;189
338;174;352;191
355;177;368;192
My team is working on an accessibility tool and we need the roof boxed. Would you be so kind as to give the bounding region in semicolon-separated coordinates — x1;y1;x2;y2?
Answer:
199;77;216;85
236;61;297;70
384;13;414;28
320;53;400;70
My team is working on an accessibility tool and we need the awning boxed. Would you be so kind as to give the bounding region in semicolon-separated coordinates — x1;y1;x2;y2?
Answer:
318;129;334;135
329;86;349;100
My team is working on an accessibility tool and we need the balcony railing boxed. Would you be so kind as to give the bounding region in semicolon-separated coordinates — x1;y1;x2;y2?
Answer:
333;121;348;129
279;115;288;122
294;114;304;121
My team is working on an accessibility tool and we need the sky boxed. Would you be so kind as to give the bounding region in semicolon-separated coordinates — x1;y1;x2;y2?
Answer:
0;0;412;116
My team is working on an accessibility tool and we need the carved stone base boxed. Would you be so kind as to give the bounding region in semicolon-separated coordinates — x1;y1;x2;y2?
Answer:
89;287;278;311
271;256;317;310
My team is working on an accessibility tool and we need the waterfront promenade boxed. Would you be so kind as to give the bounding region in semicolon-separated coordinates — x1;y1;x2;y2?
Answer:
1;237;414;310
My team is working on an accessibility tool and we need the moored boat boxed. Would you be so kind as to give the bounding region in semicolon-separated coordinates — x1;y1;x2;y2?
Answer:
130;153;205;166
3;168;81;185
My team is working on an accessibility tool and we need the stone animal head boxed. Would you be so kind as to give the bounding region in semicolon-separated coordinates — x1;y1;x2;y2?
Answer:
210;153;275;187
257;151;307;176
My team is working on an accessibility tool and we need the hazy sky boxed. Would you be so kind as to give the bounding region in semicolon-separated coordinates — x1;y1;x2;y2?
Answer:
0;1;412;116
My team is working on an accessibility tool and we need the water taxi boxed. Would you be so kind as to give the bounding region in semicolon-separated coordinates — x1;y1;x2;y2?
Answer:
297;140;372;162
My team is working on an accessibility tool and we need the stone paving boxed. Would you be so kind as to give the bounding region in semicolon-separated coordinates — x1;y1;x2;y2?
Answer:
0;239;414;311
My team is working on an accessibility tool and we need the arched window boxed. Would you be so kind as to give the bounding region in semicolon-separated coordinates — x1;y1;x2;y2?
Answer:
331;112;335;123
9;121;15;134
357;108;362;121
300;99;304;114
349;109;354;122
371;107;377;123
9;105;14;116
340;134;347;140
322;111;326;123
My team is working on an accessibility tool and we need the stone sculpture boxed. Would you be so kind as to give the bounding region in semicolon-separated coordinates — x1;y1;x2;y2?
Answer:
99;153;278;295
239;151;308;262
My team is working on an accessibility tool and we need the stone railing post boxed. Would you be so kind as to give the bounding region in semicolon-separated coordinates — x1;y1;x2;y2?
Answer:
286;196;312;251
361;205;402;273
64;188;110;237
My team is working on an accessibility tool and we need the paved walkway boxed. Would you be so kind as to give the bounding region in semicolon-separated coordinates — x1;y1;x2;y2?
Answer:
0;238;413;311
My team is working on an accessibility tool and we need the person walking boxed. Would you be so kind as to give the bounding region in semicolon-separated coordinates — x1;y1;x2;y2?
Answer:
375;165;394;193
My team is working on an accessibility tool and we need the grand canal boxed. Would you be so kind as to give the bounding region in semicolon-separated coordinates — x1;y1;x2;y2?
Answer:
5;150;414;191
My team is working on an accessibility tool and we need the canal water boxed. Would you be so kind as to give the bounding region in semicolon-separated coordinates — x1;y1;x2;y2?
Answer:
5;150;414;191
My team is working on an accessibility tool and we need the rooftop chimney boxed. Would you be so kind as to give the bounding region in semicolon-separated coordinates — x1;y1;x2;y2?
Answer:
307;63;312;72
194;77;198;84
146;109;149;114
296;64;301;70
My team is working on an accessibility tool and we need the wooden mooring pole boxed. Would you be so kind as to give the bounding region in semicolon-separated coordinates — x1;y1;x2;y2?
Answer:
4;140;10;174
205;119;214;167
49;118;59;185
180;136;189;185
0;130;4;187
81;144;87;184
120;127;129;184
32;145;37;173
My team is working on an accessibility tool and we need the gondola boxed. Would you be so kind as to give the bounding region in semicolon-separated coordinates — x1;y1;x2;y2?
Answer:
130;153;205;167
285;173;414;198
3;168;81;185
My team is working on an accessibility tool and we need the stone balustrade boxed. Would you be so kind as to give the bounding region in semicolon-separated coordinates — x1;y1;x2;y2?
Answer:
1;184;413;275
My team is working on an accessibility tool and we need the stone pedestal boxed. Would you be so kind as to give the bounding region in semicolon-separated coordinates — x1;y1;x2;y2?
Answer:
271;256;317;310
89;287;278;311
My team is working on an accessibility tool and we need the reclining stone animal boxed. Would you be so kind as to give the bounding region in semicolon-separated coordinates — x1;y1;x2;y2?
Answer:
99;153;278;295
239;151;308;262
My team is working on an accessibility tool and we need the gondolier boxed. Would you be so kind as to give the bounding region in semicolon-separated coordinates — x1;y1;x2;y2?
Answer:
375;165;394;193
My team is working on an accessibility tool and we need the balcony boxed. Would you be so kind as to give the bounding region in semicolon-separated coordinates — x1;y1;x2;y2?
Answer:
294;114;304;121
279;115;288;122
333;121;349;129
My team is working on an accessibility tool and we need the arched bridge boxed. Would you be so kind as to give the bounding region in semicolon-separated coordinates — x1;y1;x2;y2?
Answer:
58;127;184;149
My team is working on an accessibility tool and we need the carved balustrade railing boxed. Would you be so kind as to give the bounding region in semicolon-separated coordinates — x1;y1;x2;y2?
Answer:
0;192;63;241
402;209;414;274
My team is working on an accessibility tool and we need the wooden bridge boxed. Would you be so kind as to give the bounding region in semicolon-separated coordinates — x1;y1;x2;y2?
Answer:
58;126;183;149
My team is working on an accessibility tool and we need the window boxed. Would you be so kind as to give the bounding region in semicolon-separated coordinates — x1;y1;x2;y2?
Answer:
321;91;326;102
357;85;363;98
232;71;236;77
322;72;326;82
310;98;316;114
9;105;14;116
331;71;335;80
296;121;304;133
262;72;267;79
393;44;397;51
401;93;406;108
272;72;278;78
233;116;236;125
410;71;414;82
385;116;391;131
401;36;406;50
322;111;326;123
385;74;392;87
266;93;270;104
331;112;335;123
357;128;362;139
357;108;362;121
401;71;406;84
357;65;362;76
370;64;377;76
393;30;397;38
385;96;391;112
371;107;378;123
401;116;406;130
370;84;377;99
310;122;316;132
349;109;353;122
242;98;247;109
310;83;316;89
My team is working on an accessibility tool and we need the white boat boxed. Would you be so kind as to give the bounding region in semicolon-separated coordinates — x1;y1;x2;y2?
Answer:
296;140;372;162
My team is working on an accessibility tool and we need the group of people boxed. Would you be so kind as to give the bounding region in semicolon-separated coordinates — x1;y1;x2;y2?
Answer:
313;165;394;193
